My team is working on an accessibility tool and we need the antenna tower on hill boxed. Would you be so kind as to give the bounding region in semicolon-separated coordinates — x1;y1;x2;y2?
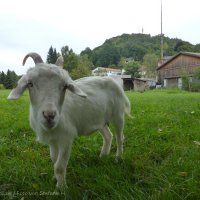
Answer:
160;0;164;62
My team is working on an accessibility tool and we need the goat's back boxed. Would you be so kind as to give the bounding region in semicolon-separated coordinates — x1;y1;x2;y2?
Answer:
62;76;129;135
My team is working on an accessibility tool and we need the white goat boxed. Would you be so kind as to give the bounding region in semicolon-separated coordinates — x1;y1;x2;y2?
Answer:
8;52;131;188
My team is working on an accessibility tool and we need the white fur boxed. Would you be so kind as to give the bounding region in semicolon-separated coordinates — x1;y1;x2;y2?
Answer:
8;62;131;188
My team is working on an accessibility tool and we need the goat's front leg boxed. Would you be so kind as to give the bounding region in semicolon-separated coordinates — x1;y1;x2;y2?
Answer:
50;143;58;164
49;143;59;181
54;140;73;188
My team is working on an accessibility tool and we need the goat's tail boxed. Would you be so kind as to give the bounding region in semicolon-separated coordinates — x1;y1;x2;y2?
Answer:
124;95;133;118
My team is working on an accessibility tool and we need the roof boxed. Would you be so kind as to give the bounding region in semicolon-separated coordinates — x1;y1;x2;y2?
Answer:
92;67;121;73
157;52;200;70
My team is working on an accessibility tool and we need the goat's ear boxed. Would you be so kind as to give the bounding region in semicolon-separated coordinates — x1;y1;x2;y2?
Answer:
67;83;87;98
7;75;28;100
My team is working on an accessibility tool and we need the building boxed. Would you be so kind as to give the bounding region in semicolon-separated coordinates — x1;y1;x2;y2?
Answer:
157;52;200;88
134;78;156;91
91;67;131;88
92;67;156;91
92;67;122;76
122;77;156;91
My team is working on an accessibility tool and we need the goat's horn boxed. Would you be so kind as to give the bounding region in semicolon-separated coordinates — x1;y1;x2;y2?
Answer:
55;56;64;68
22;52;43;66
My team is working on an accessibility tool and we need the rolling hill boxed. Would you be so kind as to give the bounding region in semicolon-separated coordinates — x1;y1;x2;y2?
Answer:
81;33;200;67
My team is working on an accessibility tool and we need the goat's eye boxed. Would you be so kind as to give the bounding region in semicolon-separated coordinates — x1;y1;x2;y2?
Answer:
28;81;33;88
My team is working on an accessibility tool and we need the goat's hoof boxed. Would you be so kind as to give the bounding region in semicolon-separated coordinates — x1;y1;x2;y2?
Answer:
56;183;66;192
56;180;67;189
55;183;67;195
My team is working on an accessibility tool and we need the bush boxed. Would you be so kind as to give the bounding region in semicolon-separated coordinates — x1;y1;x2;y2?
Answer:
182;67;200;92
0;84;5;89
182;76;200;92
190;81;200;92
182;76;190;91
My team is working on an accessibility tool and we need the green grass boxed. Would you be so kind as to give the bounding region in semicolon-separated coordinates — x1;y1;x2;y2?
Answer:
1;89;200;200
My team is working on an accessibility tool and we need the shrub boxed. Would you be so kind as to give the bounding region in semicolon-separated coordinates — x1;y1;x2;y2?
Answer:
0;84;5;89
190;80;200;92
182;76;190;91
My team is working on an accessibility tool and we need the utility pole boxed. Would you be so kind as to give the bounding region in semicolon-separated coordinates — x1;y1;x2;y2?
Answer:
160;0;164;63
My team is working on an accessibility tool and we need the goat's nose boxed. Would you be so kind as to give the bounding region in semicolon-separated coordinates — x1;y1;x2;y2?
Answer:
43;111;56;121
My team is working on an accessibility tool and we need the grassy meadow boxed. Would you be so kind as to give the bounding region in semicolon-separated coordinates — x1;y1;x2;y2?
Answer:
1;89;200;199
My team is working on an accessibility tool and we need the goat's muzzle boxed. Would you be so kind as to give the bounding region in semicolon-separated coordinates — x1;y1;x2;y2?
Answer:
42;110;57;129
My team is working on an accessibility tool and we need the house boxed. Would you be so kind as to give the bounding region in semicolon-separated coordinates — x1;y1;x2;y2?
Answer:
92;67;122;76
157;52;200;88
92;67;131;88
92;67;156;91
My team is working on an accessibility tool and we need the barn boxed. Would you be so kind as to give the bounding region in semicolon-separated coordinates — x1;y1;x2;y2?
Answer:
157;52;200;88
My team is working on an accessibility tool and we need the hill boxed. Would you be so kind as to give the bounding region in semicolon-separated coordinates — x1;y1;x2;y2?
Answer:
81;33;200;67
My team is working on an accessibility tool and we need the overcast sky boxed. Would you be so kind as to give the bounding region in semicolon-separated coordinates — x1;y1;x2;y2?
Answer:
0;0;200;75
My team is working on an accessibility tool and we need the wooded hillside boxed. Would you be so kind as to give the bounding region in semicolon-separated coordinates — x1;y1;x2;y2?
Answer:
81;33;200;67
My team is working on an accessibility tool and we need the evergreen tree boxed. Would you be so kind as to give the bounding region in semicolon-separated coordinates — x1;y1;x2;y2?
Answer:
47;46;59;64
0;71;6;84
4;70;13;89
47;46;54;63
10;71;18;87
0;70;19;89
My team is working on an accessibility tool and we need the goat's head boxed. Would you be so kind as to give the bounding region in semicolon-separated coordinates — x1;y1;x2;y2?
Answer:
8;52;87;130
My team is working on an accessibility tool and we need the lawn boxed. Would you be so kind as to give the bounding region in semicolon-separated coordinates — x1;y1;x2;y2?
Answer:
0;89;200;200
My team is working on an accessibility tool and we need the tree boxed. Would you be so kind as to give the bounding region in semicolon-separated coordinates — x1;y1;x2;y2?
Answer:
129;45;146;61
163;42;169;55
194;44;200;52
0;71;6;85
47;46;59;64
60;45;92;79
94;44;120;67
61;45;78;72
3;70;18;89
0;71;6;89
0;84;5;89
194;67;200;79
71;55;92;80
80;47;93;60
143;53;159;78
124;61;141;78
174;41;193;52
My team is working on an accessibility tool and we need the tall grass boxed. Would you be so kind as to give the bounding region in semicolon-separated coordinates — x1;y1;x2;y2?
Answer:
0;89;200;199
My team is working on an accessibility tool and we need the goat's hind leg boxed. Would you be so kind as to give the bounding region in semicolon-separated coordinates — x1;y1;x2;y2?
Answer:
114;116;124;159
99;125;113;157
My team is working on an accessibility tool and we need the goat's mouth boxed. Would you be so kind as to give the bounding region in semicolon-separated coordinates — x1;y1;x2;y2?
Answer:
43;120;56;130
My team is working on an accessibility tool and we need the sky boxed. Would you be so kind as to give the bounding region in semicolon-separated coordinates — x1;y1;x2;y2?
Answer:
0;0;200;75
